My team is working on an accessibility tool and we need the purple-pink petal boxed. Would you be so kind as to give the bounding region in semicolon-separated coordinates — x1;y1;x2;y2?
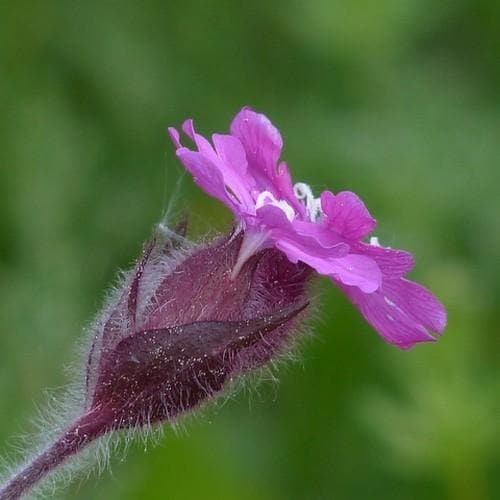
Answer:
229;108;303;213
352;242;415;278
230;107;283;183
275;240;381;293
337;277;446;349
211;133;256;210
168;127;182;149
175;149;236;212
181;119;219;162
256;205;348;258
321;190;377;240
383;278;447;334
253;205;383;289
325;254;382;293
292;219;347;249
170;123;255;216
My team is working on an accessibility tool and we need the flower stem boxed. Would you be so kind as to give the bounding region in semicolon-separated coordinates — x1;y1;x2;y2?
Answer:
0;410;107;500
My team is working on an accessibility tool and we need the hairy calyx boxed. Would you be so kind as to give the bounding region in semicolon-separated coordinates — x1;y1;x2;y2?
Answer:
0;227;311;500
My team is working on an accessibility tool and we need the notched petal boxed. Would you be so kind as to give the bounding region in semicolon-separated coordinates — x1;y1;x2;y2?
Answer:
337;277;446;349
230;107;283;181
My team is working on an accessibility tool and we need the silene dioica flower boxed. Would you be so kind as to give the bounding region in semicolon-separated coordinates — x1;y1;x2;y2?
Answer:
0;107;446;499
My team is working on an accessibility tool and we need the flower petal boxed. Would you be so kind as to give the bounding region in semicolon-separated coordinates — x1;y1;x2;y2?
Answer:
171;121;257;215
326;255;382;293
176;149;237;212
211;133;256;210
337;277;446;349
352;242;415;277
258;204;378;291
275;241;381;293
230;107;283;182
384;278;447;334
168;127;182;149
321;191;377;240
256;205;349;257
292;219;346;249
259;201;382;293
181;119;219;162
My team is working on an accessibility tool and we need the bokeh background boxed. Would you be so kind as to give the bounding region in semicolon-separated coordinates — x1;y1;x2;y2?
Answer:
1;1;499;499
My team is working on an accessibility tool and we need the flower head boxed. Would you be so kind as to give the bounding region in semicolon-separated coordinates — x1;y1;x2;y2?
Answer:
169;107;447;349
0;106;449;500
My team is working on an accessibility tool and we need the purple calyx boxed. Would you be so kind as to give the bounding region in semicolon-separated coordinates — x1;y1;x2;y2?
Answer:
85;231;312;431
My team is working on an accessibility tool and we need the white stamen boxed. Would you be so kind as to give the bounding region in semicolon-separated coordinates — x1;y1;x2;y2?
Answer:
255;190;295;222
369;236;380;247
293;182;314;201
293;182;322;222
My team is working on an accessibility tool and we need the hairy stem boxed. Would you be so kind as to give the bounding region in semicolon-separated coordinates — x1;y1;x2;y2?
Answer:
0;410;107;500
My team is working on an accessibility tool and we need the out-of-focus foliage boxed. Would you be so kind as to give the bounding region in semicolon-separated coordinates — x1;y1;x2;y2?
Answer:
1;1;499;499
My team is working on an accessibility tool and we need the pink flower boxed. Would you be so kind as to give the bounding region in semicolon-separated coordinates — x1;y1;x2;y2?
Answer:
169;107;446;349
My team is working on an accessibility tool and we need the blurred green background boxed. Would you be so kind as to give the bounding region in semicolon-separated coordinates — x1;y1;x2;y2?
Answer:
1;1;499;499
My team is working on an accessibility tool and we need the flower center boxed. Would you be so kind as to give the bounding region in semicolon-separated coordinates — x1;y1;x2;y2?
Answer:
293;182;322;222
255;190;295;222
